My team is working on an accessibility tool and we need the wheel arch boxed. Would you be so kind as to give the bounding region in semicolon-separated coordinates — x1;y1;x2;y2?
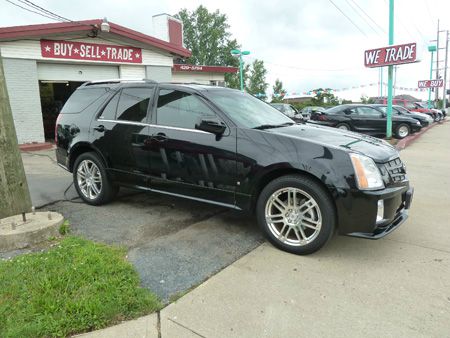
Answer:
68;142;108;172
250;167;337;216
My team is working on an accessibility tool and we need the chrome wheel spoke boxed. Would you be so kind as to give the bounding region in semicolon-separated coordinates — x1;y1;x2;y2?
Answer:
76;159;102;200
265;187;322;247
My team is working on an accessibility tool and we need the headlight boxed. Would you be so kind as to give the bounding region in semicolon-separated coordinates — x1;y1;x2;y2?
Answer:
350;153;385;190
416;121;421;125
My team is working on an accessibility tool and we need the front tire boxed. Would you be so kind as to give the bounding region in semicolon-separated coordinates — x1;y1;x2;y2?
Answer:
256;175;335;255
73;152;118;205
395;123;410;139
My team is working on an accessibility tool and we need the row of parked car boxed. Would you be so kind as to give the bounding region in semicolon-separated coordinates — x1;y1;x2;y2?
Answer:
270;101;446;139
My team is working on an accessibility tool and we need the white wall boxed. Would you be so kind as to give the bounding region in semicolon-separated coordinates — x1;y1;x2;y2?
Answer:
172;72;225;84
0;38;173;67
2;58;44;144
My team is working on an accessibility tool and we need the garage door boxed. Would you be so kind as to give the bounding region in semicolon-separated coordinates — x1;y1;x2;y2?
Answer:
37;63;119;81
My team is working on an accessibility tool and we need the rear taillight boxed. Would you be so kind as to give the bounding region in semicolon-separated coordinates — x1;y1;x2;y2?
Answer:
55;114;62;145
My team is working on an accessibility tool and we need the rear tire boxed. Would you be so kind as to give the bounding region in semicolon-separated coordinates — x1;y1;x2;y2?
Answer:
73;152;118;205
395;123;410;139
336;123;350;131
256;175;335;255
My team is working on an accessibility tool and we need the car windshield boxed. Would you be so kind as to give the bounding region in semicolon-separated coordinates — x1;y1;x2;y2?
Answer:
207;90;294;129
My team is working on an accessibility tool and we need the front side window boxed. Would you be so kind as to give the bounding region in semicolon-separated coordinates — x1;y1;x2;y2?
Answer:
357;107;382;116
206;90;292;128
156;89;216;129
116;88;153;123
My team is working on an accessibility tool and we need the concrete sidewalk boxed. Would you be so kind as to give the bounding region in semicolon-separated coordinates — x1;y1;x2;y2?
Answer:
159;122;450;337
78;122;450;337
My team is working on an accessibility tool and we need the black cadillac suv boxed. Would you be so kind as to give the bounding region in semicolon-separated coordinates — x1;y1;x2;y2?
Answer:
56;80;413;255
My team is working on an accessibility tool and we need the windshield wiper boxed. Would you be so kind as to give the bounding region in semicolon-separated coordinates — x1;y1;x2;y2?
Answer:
252;122;295;130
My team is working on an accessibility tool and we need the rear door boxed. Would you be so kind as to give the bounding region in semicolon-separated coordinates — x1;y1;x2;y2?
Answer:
91;85;154;187
147;87;237;207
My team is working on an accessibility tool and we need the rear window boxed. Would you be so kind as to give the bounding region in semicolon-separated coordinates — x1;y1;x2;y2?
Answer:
61;88;109;114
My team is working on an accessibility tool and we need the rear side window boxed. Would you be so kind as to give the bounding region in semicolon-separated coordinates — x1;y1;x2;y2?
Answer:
61;88;109;114
116;88;153;123
99;92;120;120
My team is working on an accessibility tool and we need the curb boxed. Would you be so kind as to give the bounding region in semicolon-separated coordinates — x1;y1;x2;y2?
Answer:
20;142;54;152
395;120;446;151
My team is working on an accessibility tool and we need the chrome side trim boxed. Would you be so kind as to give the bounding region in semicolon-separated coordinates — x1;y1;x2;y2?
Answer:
136;186;241;210
57;163;69;171
97;119;210;134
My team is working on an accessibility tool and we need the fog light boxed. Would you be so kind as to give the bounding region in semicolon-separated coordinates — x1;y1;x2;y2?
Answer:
376;200;385;223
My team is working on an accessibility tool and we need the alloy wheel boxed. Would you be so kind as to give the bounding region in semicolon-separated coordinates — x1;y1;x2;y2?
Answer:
265;187;322;247
77;159;102;200
398;126;409;138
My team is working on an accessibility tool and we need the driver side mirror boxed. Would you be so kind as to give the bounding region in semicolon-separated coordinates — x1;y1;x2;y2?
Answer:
195;117;226;135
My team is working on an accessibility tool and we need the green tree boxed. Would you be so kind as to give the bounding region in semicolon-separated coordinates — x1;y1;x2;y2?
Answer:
271;79;286;103
311;88;339;106
176;6;240;88
247;59;268;99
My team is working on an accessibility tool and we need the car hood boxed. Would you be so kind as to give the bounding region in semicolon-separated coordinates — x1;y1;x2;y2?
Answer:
268;123;398;162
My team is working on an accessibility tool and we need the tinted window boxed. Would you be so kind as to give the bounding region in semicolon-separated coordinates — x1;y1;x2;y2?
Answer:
116;88;152;123
206;90;292;128
156;90;216;129
61;88;109;114
98;91;120;120
357;107;381;116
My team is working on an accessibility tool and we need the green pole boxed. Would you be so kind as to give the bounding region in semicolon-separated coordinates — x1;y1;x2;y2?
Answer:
239;53;244;91
428;51;434;108
386;0;394;139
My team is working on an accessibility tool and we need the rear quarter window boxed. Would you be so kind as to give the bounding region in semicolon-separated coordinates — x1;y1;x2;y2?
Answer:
61;88;110;114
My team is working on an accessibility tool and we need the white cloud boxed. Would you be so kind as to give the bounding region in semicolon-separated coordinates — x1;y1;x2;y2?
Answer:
1;0;448;101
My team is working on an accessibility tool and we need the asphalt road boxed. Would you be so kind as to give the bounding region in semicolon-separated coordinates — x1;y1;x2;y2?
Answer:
21;149;263;301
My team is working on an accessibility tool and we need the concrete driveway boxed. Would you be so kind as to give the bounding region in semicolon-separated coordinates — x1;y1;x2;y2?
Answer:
21;149;263;301
158;122;450;337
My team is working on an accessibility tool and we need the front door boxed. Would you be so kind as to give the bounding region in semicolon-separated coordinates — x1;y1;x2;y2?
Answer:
354;106;385;134
91;86;154;187
148;88;237;207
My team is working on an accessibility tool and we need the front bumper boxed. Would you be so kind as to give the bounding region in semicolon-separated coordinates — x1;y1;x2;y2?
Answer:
336;184;413;239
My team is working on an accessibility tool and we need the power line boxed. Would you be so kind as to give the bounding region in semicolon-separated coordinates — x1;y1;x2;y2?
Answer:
344;0;381;36
19;0;72;22
5;0;62;21
327;0;368;37
348;0;387;34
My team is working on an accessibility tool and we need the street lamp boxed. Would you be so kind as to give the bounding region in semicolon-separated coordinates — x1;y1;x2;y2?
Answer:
428;45;437;108
231;49;250;91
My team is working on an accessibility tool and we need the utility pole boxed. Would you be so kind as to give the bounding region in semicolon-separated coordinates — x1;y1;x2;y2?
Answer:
0;50;32;219
386;0;394;139
443;31;449;111
435;19;440;102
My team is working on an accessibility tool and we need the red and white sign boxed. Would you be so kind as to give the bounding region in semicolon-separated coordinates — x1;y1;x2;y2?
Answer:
364;42;417;68
418;79;444;88
40;39;142;63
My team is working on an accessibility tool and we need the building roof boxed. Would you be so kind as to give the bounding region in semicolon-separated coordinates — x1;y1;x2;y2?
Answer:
173;64;238;73
0;19;191;58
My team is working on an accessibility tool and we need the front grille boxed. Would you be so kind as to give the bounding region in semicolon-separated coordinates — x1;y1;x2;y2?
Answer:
384;157;406;183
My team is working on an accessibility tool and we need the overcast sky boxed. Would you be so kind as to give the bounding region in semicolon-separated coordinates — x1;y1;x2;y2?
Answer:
1;0;449;100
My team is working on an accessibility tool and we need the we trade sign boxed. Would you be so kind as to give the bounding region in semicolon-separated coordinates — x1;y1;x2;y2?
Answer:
418;79;444;88
364;42;417;68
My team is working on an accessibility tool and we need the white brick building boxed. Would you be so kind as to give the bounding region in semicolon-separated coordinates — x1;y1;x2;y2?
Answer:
0;15;237;144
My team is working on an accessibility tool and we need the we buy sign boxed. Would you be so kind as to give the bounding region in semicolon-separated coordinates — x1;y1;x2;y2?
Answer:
364;42;417;68
418;79;444;88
